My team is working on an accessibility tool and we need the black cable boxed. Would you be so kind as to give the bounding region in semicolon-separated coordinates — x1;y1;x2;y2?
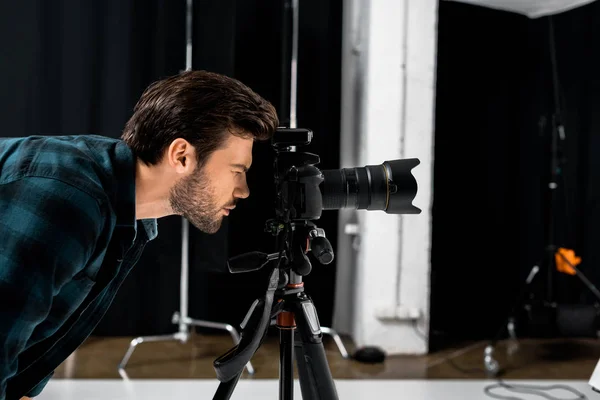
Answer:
412;319;427;340
447;357;484;375
413;321;486;374
548;17;562;129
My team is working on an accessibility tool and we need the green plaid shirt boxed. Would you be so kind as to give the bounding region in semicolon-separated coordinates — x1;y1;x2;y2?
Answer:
0;135;158;399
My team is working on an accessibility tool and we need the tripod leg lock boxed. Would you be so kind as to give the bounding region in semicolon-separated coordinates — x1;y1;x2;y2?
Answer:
300;302;321;335
290;293;324;344
293;293;340;399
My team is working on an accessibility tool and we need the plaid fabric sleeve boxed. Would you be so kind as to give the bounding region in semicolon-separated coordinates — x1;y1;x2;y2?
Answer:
0;177;104;399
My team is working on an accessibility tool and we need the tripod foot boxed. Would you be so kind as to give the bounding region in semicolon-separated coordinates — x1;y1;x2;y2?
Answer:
507;318;517;340
506;318;520;357
321;326;350;359
483;345;500;376
118;332;188;371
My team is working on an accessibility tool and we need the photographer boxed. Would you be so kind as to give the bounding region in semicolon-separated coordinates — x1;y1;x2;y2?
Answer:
0;70;278;400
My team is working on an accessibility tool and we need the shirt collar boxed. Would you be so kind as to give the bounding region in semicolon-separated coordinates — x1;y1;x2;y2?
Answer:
141;219;159;241
114;141;158;243
113;141;137;229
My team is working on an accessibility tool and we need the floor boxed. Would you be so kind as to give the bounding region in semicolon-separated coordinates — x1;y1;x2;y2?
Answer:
52;333;600;380
36;379;599;400
37;333;600;399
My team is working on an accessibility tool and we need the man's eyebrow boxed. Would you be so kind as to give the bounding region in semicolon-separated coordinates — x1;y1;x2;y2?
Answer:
230;163;250;172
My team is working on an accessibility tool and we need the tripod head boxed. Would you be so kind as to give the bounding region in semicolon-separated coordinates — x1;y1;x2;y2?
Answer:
227;221;333;278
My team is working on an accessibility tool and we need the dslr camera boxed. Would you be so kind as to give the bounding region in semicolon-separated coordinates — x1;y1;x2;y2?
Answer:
270;127;421;220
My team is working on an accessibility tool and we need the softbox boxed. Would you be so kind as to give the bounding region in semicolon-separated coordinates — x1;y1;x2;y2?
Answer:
443;0;597;18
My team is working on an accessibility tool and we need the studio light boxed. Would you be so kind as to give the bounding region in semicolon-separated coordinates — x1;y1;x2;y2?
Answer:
443;0;597;18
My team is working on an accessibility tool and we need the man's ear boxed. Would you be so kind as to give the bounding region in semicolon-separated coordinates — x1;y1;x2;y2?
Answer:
167;138;197;174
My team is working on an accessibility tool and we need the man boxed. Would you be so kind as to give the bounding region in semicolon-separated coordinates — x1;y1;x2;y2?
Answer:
0;70;279;399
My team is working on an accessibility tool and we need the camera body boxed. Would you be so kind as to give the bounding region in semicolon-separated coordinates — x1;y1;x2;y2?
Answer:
271;128;325;221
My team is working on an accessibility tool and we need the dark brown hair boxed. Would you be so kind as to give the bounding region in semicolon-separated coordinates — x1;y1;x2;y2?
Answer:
121;70;279;166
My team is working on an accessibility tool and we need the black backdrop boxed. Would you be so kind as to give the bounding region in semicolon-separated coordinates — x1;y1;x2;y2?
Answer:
5;0;600;349
0;0;342;336
430;0;600;348
95;0;343;335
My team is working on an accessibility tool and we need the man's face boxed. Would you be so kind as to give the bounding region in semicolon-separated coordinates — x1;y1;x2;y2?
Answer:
169;134;253;233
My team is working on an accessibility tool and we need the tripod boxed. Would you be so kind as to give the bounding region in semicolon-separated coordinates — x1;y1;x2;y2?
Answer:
211;219;339;400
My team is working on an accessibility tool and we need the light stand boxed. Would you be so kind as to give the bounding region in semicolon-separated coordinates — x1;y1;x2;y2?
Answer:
483;15;600;375
118;0;254;376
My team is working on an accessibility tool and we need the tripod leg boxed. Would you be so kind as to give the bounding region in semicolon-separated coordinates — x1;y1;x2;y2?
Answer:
212;371;243;400
280;327;295;399
292;293;339;400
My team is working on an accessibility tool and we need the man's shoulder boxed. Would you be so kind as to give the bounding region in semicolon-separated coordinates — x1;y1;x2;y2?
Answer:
0;134;131;200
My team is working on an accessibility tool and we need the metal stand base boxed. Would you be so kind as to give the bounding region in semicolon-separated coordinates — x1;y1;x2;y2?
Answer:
484;316;521;376
321;326;351;359
118;311;255;375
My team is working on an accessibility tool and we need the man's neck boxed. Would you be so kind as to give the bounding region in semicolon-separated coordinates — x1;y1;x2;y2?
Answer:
134;160;173;220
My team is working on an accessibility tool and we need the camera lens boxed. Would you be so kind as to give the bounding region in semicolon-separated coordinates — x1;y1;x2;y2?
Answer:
320;158;421;214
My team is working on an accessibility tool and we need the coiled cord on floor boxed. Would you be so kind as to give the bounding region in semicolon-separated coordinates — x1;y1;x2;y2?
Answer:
483;380;588;400
411;321;590;400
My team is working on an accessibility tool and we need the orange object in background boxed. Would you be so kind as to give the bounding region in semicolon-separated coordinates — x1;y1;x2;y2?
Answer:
555;247;581;275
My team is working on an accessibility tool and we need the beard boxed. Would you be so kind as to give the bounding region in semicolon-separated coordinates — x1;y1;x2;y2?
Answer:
169;166;224;234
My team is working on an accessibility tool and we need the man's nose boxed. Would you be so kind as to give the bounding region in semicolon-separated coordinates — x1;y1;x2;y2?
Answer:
235;182;250;199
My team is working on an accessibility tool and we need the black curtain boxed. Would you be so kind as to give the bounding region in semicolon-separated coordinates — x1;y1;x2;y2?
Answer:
0;0;185;138
187;0;343;331
430;1;600;348
104;0;343;335
0;0;342;336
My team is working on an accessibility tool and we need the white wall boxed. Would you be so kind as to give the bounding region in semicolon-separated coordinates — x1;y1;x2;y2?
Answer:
333;0;438;355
